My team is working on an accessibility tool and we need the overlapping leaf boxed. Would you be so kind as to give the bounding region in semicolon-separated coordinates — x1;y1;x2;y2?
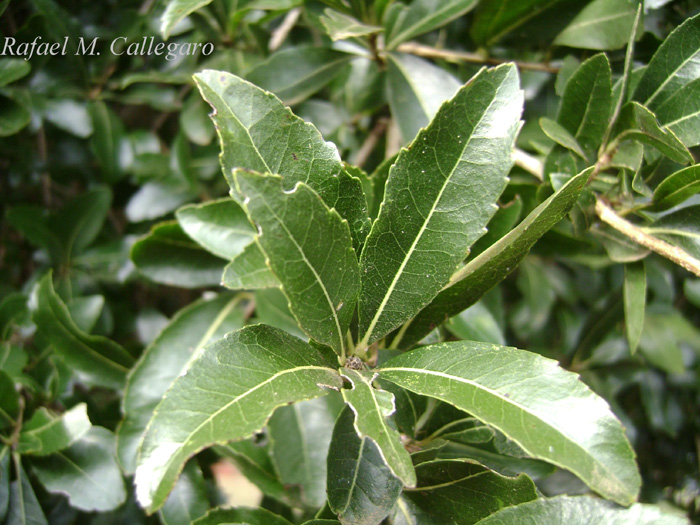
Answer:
475;495;688;524
554;0;639;51
471;0;561;46
176;198;255;260
118;294;244;473
397;459;538;524
398;167;591;348
384;0;478;49
18;404;91;456
634;13;700;110
327;406;402;525
194;70;370;251
31;273;134;390
357;64;523;349
31;427;127;512
134;325;342;513
131;222;226;288
385;52;461;144
341;368;416;486
235;170;360;355
222;242;279;290
378;341;641;505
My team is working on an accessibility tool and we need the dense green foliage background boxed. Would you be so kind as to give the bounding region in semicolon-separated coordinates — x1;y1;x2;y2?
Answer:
1;0;700;523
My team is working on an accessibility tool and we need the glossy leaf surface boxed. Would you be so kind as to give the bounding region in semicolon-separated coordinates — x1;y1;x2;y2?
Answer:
235;171;360;355
32;273;133;390
358;64;523;348
134;325;342;513
118;294;244;473
475;495;688;524
401;167;591;347
194;70;370;251
379;341;641;505
176;198;255;260
327;406;402;525
341;368;416;486
31;427;127;512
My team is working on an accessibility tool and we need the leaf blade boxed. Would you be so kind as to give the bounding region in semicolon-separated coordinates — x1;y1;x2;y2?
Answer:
134;325;342;513
235;171;360;355
341;368;416;486
358;64;523;348
379;341;641;505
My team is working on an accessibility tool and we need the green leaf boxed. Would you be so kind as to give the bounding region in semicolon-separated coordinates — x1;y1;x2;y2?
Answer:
554;0;639;51
43;99;93;138
557;53;612;156
398;166;592;349
447;301;505;345
634;13;700;110
134;325;342;513
194;70;370;251
384;0;478;49
396;459;537;524
126;181;195;223
180;93;215;146
30;427;127;512
653;77;700;147
623;262;646;354
176;198;255;260
118;294;244;473
131;222;226;288
0;371;18;430
475;495;689;524
471;0;561;46
235;171;360;355
222;242;279;290
192;507;293;525
0;94;31;137
320;9;382;41
17;404;91;456
386;52;461;144
6;455;48;525
159;460;209;525
268;396;340;508
540;117;587;159
341;368;416;486
358;64;523;349
327;406;402;524
53;187;112;260
31;273;133;390
246;48;352;106
379;341;641;505
650;165;700;211
161;0;213;39
5;206;62;263
609;102;692;164
89;101;128;183
0;59;31;87
67;295;104;334
638;310;700;375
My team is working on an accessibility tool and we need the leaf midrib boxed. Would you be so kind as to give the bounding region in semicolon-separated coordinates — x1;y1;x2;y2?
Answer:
252;186;345;354
389;0;474;47
170;365;335;464
379;366;629;495
360;76;498;346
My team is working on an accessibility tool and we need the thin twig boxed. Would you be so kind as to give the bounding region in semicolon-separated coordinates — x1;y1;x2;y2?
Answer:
353;117;389;168
595;197;700;277
396;42;560;73
269;7;302;51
